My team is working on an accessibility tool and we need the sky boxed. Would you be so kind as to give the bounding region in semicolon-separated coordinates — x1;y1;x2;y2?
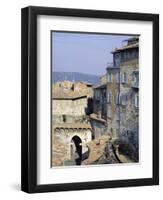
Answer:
52;32;135;76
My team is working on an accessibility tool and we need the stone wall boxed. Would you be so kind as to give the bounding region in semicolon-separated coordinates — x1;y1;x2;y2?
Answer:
106;68;120;138
119;59;139;151
90;119;108;139
52;128;92;166
100;74;107;84
52;115;89;124
52;97;88;116
52;81;94;166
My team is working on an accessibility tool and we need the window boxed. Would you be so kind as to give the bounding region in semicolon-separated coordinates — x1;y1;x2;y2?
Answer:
95;90;100;100
108;73;112;83
114;53;121;67
103;90;106;98
116;72;120;83
133;71;139;83
135;94;139;108
120;111;125;122
116;109;120;121
123;52;127;60
107;93;112;103
121;94;127;106
126;51;130;59
121;72;127;83
116;93;121;105
107;106;112;118
131;50;137;59
63;115;66;122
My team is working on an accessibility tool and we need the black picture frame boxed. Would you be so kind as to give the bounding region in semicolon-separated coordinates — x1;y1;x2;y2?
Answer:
21;6;159;193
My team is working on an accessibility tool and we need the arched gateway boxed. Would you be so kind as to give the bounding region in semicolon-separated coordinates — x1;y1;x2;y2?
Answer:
71;136;82;165
52;123;92;166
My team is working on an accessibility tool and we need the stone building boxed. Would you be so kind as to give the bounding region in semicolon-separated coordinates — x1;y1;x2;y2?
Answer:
91;37;139;154
106;65;120;138
90;84;108;139
116;37;139;151
52;123;92;166
52;37;139;165
52;80;93;166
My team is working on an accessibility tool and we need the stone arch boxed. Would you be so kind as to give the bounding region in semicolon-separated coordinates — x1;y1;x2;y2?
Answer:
71;135;82;165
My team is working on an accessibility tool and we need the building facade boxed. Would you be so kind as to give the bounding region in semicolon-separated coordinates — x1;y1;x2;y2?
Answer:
52;81;93;166
92;37;139;154
90;84;108;139
106;66;120;138
117;37;139;151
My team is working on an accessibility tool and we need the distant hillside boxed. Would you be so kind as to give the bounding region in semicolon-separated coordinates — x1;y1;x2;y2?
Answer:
52;71;100;85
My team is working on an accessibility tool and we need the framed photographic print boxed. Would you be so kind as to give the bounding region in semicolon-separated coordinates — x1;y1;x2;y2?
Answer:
21;6;159;193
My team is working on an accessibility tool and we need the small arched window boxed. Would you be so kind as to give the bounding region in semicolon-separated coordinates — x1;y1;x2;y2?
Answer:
63;115;66;122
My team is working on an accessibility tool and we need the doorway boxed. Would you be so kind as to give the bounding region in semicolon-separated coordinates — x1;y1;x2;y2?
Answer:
71;136;82;165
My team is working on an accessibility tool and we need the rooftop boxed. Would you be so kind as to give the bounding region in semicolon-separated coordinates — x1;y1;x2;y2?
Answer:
52;80;93;99
93;84;106;89
111;42;139;53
